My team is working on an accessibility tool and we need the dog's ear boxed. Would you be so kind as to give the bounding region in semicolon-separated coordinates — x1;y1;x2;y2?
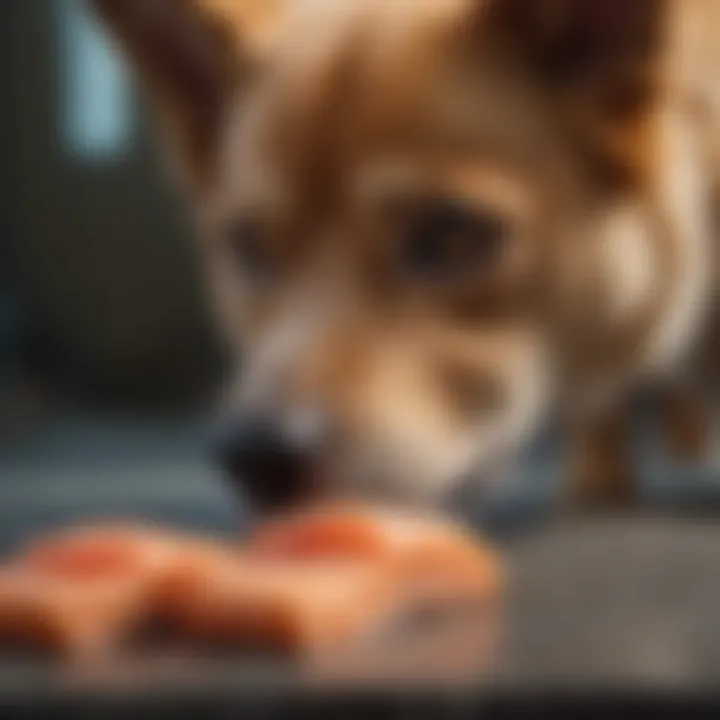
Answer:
484;0;671;188
92;0;281;191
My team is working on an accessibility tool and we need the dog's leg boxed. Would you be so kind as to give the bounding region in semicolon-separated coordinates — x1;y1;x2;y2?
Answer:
660;384;712;464
565;404;638;510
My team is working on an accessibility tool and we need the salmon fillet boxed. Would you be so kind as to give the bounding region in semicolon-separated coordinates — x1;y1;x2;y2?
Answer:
0;510;503;656
160;506;503;652
249;505;503;606
156;506;504;651
4;523;232;656
21;523;188;580
163;557;399;651
0;566;148;658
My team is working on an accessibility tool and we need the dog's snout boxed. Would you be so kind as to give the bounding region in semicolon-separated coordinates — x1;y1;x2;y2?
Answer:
214;412;327;511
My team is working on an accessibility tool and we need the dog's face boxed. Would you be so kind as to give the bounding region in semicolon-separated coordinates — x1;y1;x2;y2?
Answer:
95;0;668;508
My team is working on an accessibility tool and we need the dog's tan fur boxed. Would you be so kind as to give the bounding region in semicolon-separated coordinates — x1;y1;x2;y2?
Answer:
93;0;720;506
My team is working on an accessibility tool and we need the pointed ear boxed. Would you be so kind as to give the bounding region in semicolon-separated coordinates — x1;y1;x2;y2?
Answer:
487;0;671;187
91;0;281;191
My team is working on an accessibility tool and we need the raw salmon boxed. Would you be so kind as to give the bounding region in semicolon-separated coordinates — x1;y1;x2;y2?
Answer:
163;557;399;651
0;510;503;656
160;507;503;652
0;566;148;657
249;505;503;605
4;523;232;656
21;523;187;581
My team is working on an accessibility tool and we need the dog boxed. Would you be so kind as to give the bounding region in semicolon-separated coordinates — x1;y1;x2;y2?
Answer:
91;0;720;512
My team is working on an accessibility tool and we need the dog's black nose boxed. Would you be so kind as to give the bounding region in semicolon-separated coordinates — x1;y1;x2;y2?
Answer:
214;413;322;511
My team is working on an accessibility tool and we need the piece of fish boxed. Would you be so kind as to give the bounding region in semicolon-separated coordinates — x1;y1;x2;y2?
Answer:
0;566;148;658
0;509;503;656
249;505;503;606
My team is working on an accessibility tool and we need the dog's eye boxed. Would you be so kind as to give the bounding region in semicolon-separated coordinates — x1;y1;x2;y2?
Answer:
400;200;507;281
227;219;273;283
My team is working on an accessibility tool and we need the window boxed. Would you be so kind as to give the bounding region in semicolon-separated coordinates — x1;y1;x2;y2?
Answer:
57;0;136;162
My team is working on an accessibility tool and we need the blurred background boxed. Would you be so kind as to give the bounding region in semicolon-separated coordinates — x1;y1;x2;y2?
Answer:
2;0;720;688
0;0;241;548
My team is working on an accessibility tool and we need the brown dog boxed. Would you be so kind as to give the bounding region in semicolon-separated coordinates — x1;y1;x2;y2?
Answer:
91;0;720;511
